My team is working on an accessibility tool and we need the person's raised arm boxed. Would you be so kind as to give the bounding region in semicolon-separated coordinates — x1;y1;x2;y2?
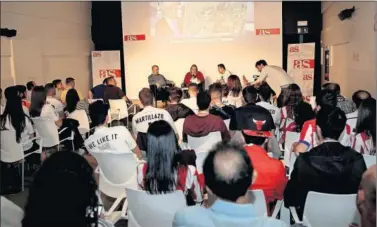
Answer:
250;70;267;86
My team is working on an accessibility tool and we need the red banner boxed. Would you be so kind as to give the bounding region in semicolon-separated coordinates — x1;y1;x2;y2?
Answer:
256;28;280;36
124;34;146;41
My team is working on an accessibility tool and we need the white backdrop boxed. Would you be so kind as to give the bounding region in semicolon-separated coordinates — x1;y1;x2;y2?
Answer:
122;2;282;99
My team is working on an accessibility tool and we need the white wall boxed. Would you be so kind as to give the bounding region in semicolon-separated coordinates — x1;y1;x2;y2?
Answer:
1;2;93;97
322;2;377;98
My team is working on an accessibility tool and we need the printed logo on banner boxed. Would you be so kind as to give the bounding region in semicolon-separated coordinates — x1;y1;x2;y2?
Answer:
256;28;280;36
99;69;121;78
92;52;102;57
293;59;315;69
124;34;146;41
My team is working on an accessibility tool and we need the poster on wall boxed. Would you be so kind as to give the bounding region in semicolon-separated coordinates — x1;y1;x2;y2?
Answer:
287;43;315;101
91;51;122;88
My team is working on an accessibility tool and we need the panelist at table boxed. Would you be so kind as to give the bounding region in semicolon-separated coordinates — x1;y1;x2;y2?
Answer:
148;65;174;102
183;64;204;86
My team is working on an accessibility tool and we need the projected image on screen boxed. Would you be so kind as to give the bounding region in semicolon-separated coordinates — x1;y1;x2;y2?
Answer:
149;2;254;41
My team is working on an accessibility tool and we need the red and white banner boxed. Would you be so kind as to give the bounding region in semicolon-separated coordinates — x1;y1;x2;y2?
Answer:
91;51;122;88
287;43;315;101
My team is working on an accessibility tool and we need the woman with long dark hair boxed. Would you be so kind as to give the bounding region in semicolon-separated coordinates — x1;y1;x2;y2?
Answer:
22;151;113;227
137;120;202;204
227;75;243;108
65;88;90;121
0;86;37;194
352;98;376;155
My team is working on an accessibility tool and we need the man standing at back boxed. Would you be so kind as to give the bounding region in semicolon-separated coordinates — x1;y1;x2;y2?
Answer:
89;77;108;100
173;142;288;227
60;77;83;104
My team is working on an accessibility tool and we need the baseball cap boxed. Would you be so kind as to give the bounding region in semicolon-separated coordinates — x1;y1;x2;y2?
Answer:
240;106;275;137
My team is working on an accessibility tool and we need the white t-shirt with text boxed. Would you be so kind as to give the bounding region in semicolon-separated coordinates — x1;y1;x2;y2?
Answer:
256;101;281;126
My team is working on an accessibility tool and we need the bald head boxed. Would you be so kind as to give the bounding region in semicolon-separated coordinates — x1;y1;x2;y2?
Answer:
357;165;376;227
203;142;253;202
352;90;372;109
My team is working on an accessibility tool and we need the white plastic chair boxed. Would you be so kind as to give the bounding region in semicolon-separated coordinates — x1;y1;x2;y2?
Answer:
363;155;376;168
174;118;185;142
109;99;129;127
0;130;42;191
247;190;282;218
68;110;90;136
32;117;74;151
224;119;230;130
188;131;221;153
195;151;209;174
88;150;138;221
283;132;300;169
88;98;103;104
126;188;187;227
290;192;359;227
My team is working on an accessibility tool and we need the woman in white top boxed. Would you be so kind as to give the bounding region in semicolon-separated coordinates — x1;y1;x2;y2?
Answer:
226;75;244;108
0;86;37;194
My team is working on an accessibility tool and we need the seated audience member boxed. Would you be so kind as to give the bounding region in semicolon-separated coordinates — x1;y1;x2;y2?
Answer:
241;107;287;207
52;79;65;100
347;90;372;132
65;89;90;121
173;142;288;227
60;77;83;104
356;165;376;227
352;98;376;155
209;83;235;120
294;89;351;153
322;82;356;114
165;87;194;121
256;83;281;126
0;87;37;194
26;81;36;101
217;63;231;85
1;196;24;227
181;83;199;113
221;84;230;105
15;85;30;109
0;88;3;114
137;120;201;204
45;83;64;117
85;101;141;159
227;75;244;108
183;92;230;142
132;88;177;137
279;84;315;143
284;107;366;216
22;151;114;227
30;86;83;153
183;64;205;87
89;78;108;100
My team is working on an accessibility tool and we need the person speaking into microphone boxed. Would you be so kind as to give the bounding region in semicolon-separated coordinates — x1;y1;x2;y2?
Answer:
183;64;204;86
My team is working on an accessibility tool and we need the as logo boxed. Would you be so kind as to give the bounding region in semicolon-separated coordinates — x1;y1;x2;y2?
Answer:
99;69;121;78
289;46;299;53
303;74;313;80
92;52;101;57
293;59;314;69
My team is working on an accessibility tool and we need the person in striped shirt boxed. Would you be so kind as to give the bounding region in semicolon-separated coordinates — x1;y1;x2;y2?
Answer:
352;98;376;155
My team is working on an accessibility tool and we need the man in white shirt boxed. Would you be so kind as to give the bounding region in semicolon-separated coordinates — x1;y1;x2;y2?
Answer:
347;90;371;133
256;83;281;126
180;83;199;113
217;63;231;85
45;83;64;117
85;100;141;159
132;88;177;137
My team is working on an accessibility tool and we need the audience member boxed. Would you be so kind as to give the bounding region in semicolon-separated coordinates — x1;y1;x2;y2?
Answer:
181;83;199;113
183;92;230;142
183;64;205;87
165;87;194;121
65;89;90;121
60;77;83;104
137;120;201;204
26;81;36;101
322;82;356;114
209;83;235;120
30;86;83;153
256;83;280;126
85;101;141;159
227;75;244;108
132;88;177;137
0;86;37;194
347;90;372;132
173;142;288;227
148;65;173;102
22;151;114;227
89;78;108;100
15;85;30;109
284;107;366;217
241;107;287;207
221;84;230;105
217;63;231;85
52;79;64;100
352;98;376;155
45;83;64;117
356;165;376;227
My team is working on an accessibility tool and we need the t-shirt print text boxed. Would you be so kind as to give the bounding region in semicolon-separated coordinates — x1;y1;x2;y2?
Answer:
87;133;119;150
135;113;164;124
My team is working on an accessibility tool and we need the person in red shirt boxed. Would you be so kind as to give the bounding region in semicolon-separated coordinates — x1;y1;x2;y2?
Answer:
183;64;205;87
240;106;287;210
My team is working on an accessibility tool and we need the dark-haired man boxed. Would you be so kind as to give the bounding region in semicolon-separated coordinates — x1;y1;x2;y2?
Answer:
85;100;141;159
217;63;231;85
60;77;83;104
322;82;356;114
173;142;288;227
165;87;194;121
89;77;109;100
45;83;64;117
183;92;230;142
284;107;366;217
